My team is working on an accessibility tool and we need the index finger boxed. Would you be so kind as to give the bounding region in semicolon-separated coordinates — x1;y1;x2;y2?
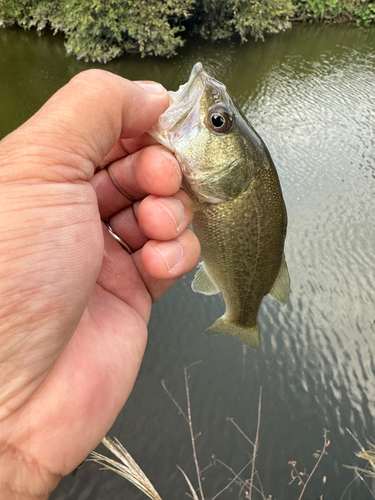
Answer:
0;70;170;184
98;131;158;169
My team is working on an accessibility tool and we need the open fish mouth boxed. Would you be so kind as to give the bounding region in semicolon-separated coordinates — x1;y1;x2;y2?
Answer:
170;62;206;104
151;61;233;143
156;62;208;133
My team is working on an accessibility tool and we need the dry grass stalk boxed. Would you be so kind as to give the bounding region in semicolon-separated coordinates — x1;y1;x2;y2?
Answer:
358;445;375;463
184;363;205;500
216;390;268;500
288;429;330;500
249;388;262;500
346;428;375;477
89;362;206;500
89;366;331;500
177;465;201;500
163;371;268;500
210;456;269;500
357;444;375;477
341;429;375;499
89;437;162;500
162;361;205;500
226;417;255;447
218;419;269;498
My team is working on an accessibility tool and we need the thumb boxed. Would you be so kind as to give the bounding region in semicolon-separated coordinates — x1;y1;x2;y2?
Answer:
0;70;169;183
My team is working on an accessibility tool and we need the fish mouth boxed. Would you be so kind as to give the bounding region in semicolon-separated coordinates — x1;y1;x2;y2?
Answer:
156;62;209;132
169;62;206;105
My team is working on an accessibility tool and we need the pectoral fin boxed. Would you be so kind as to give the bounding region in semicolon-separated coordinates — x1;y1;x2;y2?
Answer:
204;316;260;350
192;263;220;295
269;253;290;305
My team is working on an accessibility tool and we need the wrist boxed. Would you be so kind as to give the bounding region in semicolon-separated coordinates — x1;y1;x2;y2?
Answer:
0;441;60;500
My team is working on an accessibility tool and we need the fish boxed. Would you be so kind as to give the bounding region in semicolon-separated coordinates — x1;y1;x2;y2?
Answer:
149;62;290;349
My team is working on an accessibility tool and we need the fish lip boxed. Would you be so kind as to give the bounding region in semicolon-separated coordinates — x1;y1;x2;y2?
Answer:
169;62;207;105
157;62;209;132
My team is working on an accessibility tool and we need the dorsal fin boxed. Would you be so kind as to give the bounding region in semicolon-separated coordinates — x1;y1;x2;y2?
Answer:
269;253;290;305
191;263;220;296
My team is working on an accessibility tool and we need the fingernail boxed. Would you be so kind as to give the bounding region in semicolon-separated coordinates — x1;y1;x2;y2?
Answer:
135;81;166;95
155;197;185;232
154;241;183;273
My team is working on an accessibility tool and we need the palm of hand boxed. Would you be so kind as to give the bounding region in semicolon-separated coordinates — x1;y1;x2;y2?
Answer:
0;71;200;498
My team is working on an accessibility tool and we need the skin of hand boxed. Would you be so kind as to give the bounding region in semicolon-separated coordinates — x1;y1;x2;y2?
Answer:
0;70;200;499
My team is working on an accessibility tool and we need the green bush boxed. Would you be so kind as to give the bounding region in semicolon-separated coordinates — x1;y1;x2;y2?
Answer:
292;0;375;23
0;0;195;61
0;0;374;62
352;0;375;25
194;0;294;41
293;0;347;21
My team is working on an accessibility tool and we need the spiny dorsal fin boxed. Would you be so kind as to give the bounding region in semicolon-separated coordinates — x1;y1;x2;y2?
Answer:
269;253;290;305
191;263;220;296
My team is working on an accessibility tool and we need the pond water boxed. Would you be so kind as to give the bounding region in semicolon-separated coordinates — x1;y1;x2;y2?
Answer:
1;22;375;500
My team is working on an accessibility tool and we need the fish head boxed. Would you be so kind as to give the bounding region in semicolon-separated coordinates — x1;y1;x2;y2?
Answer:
150;62;267;203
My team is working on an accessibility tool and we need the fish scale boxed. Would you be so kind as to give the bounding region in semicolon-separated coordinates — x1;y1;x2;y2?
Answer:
193;182;283;327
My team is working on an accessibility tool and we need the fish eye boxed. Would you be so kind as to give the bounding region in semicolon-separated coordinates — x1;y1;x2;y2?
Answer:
208;107;233;133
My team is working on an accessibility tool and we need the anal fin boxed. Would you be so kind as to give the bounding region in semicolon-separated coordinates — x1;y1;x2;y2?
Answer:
269;252;290;305
204;316;260;350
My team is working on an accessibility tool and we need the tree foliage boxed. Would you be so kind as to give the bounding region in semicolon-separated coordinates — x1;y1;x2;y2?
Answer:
193;0;293;41
0;0;374;62
0;0;195;61
292;0;375;24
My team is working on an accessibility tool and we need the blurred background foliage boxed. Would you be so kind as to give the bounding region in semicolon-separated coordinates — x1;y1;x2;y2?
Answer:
0;0;374;62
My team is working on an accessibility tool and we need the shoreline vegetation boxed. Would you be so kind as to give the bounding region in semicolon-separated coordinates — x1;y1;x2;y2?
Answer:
91;365;375;498
90;365;333;500
0;0;375;63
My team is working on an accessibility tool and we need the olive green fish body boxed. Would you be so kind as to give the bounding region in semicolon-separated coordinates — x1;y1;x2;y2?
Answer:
194;172;286;315
191;154;288;348
150;63;290;349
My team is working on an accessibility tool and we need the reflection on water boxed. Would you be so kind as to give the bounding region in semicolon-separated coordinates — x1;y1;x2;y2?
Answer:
1;23;375;500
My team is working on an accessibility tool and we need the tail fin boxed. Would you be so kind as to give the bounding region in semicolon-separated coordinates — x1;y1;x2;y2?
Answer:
204;316;260;350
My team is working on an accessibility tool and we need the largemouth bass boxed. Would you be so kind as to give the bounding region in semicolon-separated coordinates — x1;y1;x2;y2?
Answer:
150;63;290;349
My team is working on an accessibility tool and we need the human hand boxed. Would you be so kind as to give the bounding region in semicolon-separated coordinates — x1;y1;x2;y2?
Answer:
0;70;200;499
